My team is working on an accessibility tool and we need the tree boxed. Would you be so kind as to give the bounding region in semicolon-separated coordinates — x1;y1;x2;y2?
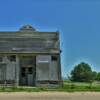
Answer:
92;71;97;80
70;62;94;82
96;72;100;81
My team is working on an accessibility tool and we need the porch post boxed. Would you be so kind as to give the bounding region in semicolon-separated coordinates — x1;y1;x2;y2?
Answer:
15;55;20;86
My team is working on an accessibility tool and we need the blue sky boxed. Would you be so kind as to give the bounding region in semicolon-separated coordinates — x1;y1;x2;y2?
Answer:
0;0;100;77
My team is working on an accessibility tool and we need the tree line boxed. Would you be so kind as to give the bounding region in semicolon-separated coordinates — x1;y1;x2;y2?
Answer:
69;62;100;82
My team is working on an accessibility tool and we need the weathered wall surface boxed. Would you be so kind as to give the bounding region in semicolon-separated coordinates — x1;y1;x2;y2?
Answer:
36;55;51;81
0;32;59;53
0;63;6;81
36;55;60;83
6;62;16;80
0;63;16;81
49;61;58;81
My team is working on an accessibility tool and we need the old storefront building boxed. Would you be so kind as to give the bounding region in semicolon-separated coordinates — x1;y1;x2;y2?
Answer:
0;25;62;87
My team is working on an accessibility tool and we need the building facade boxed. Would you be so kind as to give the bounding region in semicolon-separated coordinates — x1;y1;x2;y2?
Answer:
0;25;62;87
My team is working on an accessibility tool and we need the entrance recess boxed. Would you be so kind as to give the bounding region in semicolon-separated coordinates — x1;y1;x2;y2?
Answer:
19;56;36;86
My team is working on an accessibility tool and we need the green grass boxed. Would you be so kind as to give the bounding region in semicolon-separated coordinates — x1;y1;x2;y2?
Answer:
61;81;100;92
0;81;100;92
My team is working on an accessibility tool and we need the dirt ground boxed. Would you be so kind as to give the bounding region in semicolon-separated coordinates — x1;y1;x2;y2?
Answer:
0;92;100;100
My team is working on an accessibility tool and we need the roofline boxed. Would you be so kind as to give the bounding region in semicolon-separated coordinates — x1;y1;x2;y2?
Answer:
0;31;59;34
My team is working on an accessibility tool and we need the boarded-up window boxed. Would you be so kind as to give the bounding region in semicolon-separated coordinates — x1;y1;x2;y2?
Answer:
0;64;6;80
6;63;16;80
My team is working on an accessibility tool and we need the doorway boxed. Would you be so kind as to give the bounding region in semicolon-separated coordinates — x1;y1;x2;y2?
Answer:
19;56;36;86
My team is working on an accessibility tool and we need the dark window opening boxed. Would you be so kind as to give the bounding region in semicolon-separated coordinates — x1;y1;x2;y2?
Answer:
0;57;3;62
28;68;33;74
21;68;25;77
22;73;25;77
22;67;25;72
49;81;59;84
51;56;57;61
8;55;16;62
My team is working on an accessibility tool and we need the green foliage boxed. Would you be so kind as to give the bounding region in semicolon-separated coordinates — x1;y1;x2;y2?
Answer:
96;72;100;81
92;71;97;80
70;62;94;82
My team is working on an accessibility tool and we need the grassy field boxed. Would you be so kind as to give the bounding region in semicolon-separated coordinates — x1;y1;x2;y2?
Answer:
61;80;100;92
0;81;100;92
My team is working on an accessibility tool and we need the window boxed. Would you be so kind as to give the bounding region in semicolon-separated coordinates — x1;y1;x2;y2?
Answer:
28;68;33;74
0;56;3;62
21;68;25;77
7;55;16;62
51;56;57;61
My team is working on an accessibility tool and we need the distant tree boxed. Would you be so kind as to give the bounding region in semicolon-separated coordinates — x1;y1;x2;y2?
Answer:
96;72;100;81
92;71;97;80
70;62;94;82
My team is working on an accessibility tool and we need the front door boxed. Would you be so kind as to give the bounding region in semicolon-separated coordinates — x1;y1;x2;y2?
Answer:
19;56;36;86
